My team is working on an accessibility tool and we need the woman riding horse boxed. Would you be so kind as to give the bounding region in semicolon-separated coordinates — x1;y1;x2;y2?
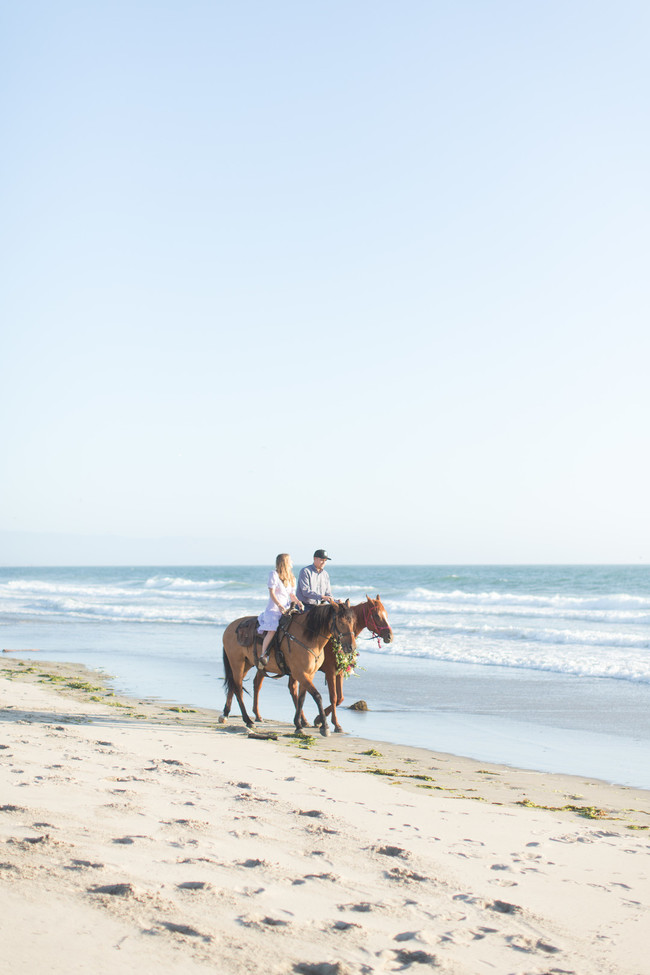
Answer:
221;600;357;736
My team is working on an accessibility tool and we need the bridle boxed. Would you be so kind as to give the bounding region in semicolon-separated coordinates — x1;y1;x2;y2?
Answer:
362;601;392;648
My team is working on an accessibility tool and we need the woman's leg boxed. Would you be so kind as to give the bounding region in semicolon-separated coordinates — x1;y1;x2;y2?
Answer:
258;628;275;667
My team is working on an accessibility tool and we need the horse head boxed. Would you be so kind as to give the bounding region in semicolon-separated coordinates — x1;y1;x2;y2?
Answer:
304;601;355;650
364;594;393;644
332;599;357;651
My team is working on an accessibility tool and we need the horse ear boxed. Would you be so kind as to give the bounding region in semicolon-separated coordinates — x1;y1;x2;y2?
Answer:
376;594;380;601
345;598;350;607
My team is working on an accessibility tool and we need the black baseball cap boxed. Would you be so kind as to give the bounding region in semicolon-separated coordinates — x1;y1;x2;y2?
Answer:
313;549;331;560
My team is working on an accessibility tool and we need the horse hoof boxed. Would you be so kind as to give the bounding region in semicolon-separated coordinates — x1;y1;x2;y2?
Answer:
313;715;322;727
319;724;330;737
334;726;344;734
218;715;227;724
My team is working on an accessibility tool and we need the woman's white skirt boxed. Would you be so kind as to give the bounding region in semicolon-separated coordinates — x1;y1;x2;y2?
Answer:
257;606;282;633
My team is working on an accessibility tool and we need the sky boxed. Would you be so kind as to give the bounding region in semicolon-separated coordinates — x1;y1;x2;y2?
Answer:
1;1;649;565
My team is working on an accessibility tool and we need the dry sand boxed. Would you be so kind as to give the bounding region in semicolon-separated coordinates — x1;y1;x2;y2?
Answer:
1;656;649;975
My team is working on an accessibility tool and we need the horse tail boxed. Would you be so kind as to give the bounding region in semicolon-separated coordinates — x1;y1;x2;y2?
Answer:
222;645;249;697
222;646;235;694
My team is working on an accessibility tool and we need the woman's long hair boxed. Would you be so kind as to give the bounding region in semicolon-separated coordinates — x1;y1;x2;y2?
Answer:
276;553;295;588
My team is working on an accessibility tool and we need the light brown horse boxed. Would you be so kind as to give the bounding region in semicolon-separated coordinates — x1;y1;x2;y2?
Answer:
253;595;392;733
221;600;357;736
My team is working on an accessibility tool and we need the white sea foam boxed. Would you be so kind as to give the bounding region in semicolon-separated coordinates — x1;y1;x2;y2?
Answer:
2;567;650;685
386;592;650;625
365;639;650;683
144;575;233;590
409;587;650;611
398;619;650;650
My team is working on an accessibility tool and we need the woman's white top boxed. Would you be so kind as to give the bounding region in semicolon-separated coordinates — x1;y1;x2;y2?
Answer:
257;570;295;632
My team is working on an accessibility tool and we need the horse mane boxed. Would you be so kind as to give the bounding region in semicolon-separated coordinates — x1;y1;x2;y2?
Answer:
304;601;355;640
304;604;334;639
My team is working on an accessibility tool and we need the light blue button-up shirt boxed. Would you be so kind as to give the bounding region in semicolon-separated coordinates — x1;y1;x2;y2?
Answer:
296;564;332;605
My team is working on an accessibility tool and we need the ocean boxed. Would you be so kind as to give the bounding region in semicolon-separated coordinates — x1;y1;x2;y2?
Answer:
1;564;649;789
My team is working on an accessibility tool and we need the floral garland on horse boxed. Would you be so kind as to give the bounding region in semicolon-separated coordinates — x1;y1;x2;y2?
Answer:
333;637;360;678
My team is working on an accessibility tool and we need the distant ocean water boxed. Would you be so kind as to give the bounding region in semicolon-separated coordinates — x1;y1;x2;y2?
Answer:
1;564;649;788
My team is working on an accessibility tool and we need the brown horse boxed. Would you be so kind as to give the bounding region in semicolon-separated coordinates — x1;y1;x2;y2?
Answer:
252;595;392;733
221;600;357;736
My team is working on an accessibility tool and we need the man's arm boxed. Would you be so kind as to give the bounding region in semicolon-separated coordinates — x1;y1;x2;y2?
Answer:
321;570;333;599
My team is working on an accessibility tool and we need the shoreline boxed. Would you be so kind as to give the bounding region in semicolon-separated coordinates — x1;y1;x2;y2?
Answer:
2;657;650;974
2;657;649;821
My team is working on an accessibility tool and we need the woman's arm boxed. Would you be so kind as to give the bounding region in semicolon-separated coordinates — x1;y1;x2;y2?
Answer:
269;587;285;611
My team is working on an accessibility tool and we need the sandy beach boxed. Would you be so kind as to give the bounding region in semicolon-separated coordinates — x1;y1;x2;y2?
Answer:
1;657;649;975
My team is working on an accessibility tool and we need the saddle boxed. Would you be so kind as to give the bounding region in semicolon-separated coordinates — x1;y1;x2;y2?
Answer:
235;615;291;676
235;617;259;648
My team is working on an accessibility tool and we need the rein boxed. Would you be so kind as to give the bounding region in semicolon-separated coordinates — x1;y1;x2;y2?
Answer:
362;602;391;648
279;609;351;662
278;614;324;663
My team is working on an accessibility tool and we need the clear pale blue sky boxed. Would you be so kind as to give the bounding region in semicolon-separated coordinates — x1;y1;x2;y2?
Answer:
2;1;648;565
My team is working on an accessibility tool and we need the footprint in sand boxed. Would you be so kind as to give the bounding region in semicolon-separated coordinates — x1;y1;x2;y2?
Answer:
374;845;409;859
392;948;438;967
505;934;560;954
489;900;522;915
386;866;429;883
10;835;51;848
66;859;104;871
88;883;135;897
161;921;212;941
294;964;354;975
237;914;290;930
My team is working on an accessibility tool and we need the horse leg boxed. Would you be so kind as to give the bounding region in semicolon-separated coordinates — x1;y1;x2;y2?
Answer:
223;646;255;730
253;671;264;721
293;686;309;735
287;676;310;727
299;678;330;737
316;664;341;732
327;670;345;733
222;648;234;719
329;672;345;733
